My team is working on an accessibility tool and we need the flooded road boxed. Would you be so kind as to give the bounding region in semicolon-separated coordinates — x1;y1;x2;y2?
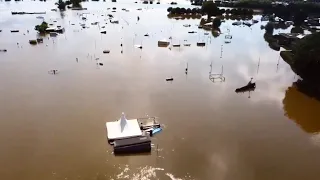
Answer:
1;0;320;180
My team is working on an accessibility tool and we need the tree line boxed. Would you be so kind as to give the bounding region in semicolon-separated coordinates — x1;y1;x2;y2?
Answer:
168;6;253;18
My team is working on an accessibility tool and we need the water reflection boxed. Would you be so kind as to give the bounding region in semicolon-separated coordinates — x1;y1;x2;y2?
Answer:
283;83;320;133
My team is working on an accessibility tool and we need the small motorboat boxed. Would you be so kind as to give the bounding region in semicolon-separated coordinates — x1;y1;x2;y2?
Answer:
184;44;191;46
100;31;107;34
235;81;256;93
188;31;197;33
172;44;180;47
98;63;104;66
10;30;19;33
134;45;143;49
166;77;174;81
197;42;205;46
103;50;110;54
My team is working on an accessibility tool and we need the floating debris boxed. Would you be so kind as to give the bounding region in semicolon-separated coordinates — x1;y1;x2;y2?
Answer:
204;32;209;35
91;22;99;25
101;26;105;28
98;62;104;66
48;70;59;75
29;40;37;45
36;38;43;43
51;9;57;11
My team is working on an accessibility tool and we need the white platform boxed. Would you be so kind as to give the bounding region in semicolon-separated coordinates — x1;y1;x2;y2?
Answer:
106;113;143;141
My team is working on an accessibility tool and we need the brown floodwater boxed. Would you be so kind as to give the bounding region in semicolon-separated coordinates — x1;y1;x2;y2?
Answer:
1;1;320;180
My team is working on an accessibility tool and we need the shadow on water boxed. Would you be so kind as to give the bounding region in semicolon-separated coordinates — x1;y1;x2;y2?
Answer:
283;81;320;133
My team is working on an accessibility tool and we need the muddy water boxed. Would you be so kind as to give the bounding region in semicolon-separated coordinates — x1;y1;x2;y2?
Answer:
1;1;320;180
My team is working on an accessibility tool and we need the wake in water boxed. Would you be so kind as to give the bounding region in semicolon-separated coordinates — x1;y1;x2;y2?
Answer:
112;165;195;180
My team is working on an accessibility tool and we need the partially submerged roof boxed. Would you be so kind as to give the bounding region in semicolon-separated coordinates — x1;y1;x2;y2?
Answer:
106;113;142;141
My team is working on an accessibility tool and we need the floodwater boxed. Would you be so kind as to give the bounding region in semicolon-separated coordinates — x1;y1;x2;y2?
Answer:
1;0;320;180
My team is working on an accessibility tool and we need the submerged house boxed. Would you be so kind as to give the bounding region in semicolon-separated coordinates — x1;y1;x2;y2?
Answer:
106;113;143;141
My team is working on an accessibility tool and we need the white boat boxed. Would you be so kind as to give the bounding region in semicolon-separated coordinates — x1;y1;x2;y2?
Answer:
183;24;191;27
158;39;170;47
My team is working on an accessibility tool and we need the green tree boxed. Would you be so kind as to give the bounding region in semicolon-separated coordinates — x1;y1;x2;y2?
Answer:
293;32;320;81
167;7;173;13
201;1;219;19
186;8;192;14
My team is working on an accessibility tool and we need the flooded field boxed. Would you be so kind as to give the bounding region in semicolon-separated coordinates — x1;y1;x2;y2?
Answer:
1;0;320;180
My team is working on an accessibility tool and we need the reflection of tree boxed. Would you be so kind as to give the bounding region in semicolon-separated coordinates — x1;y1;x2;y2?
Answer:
211;28;220;38
283;83;320;133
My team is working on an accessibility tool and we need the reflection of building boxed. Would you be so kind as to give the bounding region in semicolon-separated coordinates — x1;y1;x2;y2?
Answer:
283;84;320;133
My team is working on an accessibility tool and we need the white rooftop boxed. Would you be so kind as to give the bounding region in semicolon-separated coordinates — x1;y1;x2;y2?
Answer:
106;112;142;141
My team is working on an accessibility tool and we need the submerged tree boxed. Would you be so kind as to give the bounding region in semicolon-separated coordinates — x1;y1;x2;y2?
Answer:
201;1;219;19
212;17;221;29
293;10;308;26
265;22;274;35
56;0;66;10
35;21;48;33
70;0;82;7
292;32;320;82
